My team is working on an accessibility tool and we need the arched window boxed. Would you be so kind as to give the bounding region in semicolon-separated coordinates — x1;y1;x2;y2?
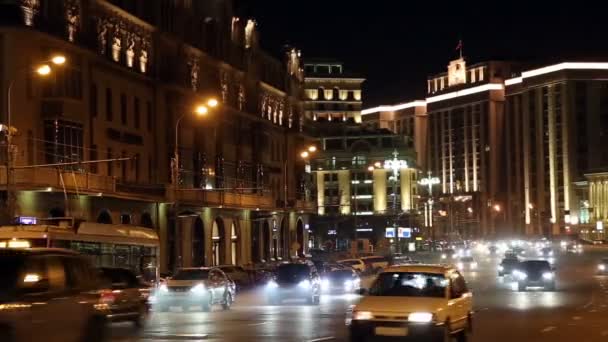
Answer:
140;212;154;228
230;222;238;265
120;213;131;224
212;218;225;266
97;210;112;224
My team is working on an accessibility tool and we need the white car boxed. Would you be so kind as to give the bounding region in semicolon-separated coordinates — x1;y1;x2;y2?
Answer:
347;265;473;342
337;259;366;272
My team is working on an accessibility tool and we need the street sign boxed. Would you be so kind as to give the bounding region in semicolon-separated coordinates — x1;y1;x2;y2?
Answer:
385;228;395;238
398;227;412;238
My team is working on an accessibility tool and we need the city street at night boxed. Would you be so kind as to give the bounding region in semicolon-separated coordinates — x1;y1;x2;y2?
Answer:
110;247;608;342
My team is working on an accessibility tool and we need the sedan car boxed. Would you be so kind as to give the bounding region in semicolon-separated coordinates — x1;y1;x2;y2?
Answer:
266;263;321;304
347;265;473;342
321;268;361;294
513;260;556;291
456;256;478;271
498;257;520;277
217;265;253;289
154;267;235;312
98;267;150;328
0;248;109;342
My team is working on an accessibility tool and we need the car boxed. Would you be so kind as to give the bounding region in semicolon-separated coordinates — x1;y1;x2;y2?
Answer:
337;258;366;273
498;257;520;277
566;243;583;254
488;245;498;255
321;268;361;294
597;258;608;274
154;267;235;312
97;267;150;328
266;263;321;305
0;248;110;342
441;249;458;260
348;264;473;342
592;239;604;245
538;247;554;258
217;265;253;289
360;256;390;273
512;260;556;291
456;256;478;271
511;246;526;256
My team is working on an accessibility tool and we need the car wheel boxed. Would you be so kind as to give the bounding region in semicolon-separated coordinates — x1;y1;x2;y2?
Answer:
80;316;107;342
201;293;212;312
349;332;366;342
222;292;233;310
133;304;149;329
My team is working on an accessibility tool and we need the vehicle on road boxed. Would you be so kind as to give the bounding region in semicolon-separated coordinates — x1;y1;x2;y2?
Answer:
337;258;366;273
321;268;361;294
98;267;150;328
513;260;556;291
154;267;235;312
0;248;109;342
217;265;252;289
537;247;554;258
457;256;478;271
266;263;321;305
566;243;583;254
347;264;473;342
597;258;608;274
498;257;520;277
360;256;390;273
441;248;458;260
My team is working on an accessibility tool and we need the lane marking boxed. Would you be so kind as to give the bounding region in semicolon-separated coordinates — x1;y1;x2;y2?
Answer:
541;326;556;333
248;322;268;326
308;337;335;342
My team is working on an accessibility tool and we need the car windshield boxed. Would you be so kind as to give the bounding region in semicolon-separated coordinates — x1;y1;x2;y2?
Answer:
521;261;551;273
327;270;353;280
172;269;209;280
277;264;309;281
370;272;447;298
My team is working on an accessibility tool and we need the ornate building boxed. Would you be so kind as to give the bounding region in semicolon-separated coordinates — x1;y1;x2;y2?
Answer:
0;0;314;272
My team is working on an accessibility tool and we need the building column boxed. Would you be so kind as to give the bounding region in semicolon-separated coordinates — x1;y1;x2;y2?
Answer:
373;169;387;213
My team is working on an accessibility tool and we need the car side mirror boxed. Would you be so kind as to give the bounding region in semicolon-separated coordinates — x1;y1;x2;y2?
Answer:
356;288;368;296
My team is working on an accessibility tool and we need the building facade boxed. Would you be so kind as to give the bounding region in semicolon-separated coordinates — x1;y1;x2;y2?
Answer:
303;60;365;123
0;0;315;273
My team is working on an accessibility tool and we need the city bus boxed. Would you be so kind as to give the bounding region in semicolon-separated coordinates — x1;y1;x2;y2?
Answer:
0;219;160;282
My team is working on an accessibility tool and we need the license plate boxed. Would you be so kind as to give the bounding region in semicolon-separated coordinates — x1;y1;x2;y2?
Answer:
375;327;408;336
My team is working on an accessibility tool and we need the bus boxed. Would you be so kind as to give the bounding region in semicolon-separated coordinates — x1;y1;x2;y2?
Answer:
0;219;160;282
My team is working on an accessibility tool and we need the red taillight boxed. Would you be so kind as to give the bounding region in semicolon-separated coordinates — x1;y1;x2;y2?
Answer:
99;290;116;304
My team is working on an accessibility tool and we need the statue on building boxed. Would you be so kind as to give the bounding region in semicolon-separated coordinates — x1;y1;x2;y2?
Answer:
189;59;199;91
139;42;148;73
220;72;229;103
238;84;246;111
65;1;80;42
20;0;39;26
244;19;256;49
286;48;302;78
125;36;135;68
97;19;108;55
111;34;121;62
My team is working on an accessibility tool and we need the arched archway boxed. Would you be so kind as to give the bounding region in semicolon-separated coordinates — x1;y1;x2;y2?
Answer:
262;220;271;261
192;217;205;267
230;221;239;265
120;213;131;224
49;207;65;218
296;219;305;257
251;221;261;262
97;210;112;224
141;212;154;228
212;218;225;266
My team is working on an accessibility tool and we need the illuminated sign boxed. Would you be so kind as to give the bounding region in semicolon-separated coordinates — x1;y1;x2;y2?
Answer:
357;228;373;232
18;217;37;225
328;230;337;235
385;228;395;238
398;227;412;238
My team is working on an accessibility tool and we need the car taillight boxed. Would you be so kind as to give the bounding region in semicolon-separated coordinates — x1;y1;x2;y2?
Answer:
99;290;116;304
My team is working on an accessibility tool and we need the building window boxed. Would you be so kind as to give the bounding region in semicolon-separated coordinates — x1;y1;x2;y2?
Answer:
120;93;127;125
43;119;83;168
134;97;140;129
147;101;153;132
90;84;98;118
105;88;113;121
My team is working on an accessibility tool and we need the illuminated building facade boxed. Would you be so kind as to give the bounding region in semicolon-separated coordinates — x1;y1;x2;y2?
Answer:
0;0;315;272
310;124;418;249
303;60;365;123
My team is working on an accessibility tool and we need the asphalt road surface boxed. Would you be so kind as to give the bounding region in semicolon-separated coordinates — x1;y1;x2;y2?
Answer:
111;247;608;341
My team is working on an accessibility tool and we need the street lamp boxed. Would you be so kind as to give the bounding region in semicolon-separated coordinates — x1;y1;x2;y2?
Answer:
173;98;218;186
4;55;67;221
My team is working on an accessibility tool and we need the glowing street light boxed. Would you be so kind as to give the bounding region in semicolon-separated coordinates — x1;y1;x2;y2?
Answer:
367;165;375;172
493;204;501;212
207;98;219;108
35;64;51;76
308;145;317;153
300;151;309;159
51;55;66;65
195;105;208;116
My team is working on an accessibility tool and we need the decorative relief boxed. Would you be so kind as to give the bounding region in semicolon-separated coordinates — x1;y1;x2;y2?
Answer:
237;84;245;111
278;102;284;126
96;19;109;55
125;35;135;68
111;33;122;62
20;0;39;26
189;59;200;91
139;41;149;73
65;0;80;42
220;72;229;103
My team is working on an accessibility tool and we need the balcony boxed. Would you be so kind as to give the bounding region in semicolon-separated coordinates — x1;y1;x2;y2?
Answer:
176;189;274;210
0;167;115;194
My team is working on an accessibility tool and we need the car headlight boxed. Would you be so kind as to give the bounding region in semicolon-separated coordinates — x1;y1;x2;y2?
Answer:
441;254;447;259
159;284;168;293
190;283;206;295
498;265;504;271
513;270;527;280
344;280;353;289
298;280;311;289
599;264;606;271
353;310;373;320
267;280;279;289
457;262;464;269
321;279;330;290
408;312;434;323
542;272;554;280
471;262;478;269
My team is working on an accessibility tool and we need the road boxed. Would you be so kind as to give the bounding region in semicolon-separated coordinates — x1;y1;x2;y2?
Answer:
111;247;608;341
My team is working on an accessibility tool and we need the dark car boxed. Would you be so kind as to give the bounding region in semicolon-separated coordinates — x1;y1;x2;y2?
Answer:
265;263;321;305
98;267;150;327
498;257;520;277
155;267;236;312
321;269;361;294
0;248;109;342
513;260;556;291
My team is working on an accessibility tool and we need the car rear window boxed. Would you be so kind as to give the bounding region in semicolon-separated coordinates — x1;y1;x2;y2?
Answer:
328;270;353;280
521;261;550;272
371;272;447;298
172;269;209;280
277;264;309;281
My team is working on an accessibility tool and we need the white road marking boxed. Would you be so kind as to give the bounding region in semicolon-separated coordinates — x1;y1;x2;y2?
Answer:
248;322;268;326
541;326;556;333
308;337;335;342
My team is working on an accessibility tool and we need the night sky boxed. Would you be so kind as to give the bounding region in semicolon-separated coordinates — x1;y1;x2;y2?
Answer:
237;1;608;107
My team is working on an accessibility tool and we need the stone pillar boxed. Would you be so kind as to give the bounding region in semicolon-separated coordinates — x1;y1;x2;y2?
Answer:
373;169;387;213
158;203;169;273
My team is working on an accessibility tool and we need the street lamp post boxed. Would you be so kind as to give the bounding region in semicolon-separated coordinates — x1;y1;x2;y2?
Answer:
4;55;66;222
292;146;316;258
419;171;440;249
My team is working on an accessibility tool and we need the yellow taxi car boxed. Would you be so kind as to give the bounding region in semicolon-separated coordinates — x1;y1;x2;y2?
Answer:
347;264;473;342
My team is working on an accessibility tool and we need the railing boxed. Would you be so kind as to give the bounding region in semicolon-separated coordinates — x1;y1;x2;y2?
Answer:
176;189;274;210
0;167;115;194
